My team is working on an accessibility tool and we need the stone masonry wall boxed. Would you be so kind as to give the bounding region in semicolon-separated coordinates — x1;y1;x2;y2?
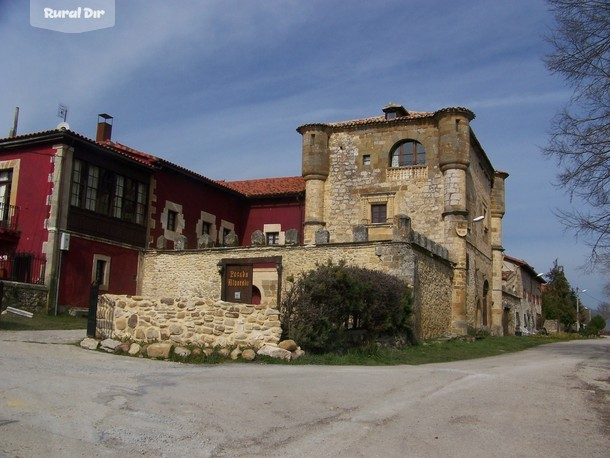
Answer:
413;245;454;339
140;243;416;299
323;125;446;245
97;294;282;349
0;281;48;312
139;239;454;340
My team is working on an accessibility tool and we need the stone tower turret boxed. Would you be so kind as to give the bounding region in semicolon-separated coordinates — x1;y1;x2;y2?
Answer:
297;125;330;244
437;108;475;333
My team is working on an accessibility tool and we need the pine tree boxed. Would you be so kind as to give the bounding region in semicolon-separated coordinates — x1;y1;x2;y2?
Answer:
542;260;577;329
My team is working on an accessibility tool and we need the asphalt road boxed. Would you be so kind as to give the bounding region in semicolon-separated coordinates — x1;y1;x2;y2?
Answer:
0;331;608;457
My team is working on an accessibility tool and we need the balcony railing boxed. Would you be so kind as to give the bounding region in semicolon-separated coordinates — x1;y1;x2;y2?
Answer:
0;252;46;285
0;204;19;232
387;165;428;182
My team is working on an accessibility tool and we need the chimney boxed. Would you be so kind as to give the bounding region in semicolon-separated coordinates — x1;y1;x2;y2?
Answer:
96;113;113;142
9;107;19;138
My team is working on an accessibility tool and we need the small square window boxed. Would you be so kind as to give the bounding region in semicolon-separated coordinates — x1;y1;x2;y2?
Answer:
371;204;387;224
202;222;211;235
266;232;280;245
167;210;178;231
222;228;231;245
363;155;371;166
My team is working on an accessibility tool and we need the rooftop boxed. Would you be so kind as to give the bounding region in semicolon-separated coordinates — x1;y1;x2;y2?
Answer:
221;176;305;197
297;105;475;132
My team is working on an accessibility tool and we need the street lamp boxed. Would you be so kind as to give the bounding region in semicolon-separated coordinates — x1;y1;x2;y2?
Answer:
576;288;587;332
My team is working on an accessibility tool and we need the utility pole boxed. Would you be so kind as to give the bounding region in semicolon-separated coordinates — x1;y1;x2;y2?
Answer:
576;288;587;332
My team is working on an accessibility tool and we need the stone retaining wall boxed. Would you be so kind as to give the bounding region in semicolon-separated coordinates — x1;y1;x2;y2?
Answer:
0;281;47;312
412;244;454;339
139;239;454;340
96;294;282;349
543;319;561;334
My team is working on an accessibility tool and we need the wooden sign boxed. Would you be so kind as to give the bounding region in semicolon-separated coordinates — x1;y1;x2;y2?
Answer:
225;265;253;303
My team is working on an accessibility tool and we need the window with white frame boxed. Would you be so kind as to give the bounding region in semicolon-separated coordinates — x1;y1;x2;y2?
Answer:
167;210;178;231
161;201;184;235
219;220;235;246
0;169;13;221
92;254;111;291
196;211;217;243
266;232;280;245
263;224;284;245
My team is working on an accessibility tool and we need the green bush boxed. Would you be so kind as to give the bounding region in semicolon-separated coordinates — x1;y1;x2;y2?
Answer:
586;315;607;335
467;326;491;339
280;260;414;353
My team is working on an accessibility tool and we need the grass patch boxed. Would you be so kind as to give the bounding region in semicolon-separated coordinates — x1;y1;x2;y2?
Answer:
0;311;87;331
0;311;582;367
270;335;579;366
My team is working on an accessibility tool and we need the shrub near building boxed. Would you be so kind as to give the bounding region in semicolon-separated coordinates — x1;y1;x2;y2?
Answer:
586;315;607;336
280;260;414;354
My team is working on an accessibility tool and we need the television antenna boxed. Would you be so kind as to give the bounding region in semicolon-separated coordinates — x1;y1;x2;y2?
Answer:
57;103;68;122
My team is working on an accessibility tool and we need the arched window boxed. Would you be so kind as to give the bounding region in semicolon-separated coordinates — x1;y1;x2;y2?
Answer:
390;140;425;167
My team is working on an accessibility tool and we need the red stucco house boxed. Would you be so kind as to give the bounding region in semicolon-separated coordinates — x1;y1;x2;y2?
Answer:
0;115;304;312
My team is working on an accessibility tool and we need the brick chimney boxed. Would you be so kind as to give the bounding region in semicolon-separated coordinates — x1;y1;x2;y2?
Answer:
96;113;113;142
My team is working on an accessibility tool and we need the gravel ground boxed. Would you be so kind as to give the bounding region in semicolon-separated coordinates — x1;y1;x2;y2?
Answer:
0;332;608;457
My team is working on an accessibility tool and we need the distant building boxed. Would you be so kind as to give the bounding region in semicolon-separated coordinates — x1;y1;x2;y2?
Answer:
502;255;545;334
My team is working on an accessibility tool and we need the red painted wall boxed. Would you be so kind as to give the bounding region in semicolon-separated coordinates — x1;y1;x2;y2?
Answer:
242;199;304;245
58;236;140;308
150;168;248;248
0;145;55;255
2;134;304;310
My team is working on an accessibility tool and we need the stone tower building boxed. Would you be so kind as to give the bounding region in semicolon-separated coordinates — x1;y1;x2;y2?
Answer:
297;104;508;335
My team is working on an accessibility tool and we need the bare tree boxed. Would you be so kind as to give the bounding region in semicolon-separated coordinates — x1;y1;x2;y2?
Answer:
597;302;610;321
543;0;610;263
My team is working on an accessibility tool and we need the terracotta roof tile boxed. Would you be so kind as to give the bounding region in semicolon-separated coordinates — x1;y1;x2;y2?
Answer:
0;131;300;199
0;129;156;168
103;141;243;194
297;106;475;132
221;176;305;197
99;140;158;166
503;254;545;282
326;112;433;127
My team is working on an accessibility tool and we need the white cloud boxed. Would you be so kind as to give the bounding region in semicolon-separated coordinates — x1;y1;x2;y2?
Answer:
0;0;605;304
467;90;571;109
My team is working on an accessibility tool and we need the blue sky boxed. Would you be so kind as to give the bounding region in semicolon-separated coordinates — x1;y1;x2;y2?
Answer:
0;0;606;313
